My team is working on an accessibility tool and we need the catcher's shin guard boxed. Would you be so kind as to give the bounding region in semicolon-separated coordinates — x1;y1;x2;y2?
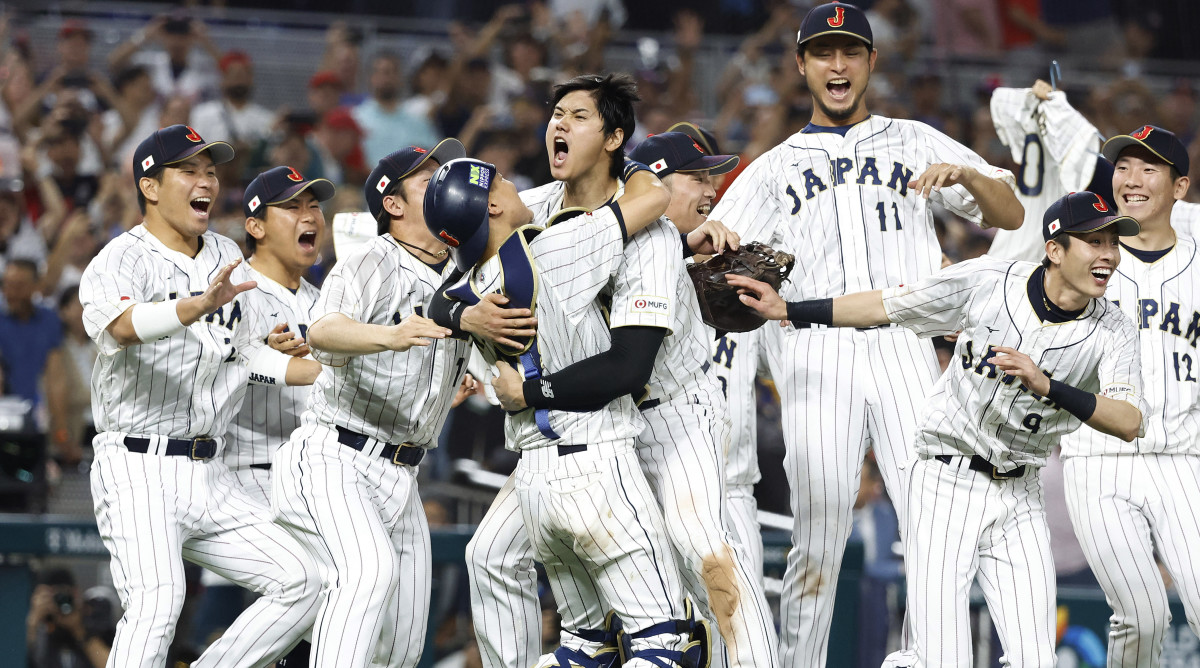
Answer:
617;600;711;668
533;611;622;668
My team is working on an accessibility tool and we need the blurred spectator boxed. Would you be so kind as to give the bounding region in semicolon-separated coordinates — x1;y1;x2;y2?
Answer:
910;73;948;132
852;456;903;668
0;259;63;408
401;50;450;125
307;70;345;120
311;108;368;186
1162;79;1198;147
866;0;922;67
353;51;439;164
108;14;220;103
319;22;365;106
0;179;46;275
37;120;100;214
933;0;1002;58
190;51;274;155
25;568;114;668
997;0;1066;55
549;0;627;31
44;285;94;467
1040;0;1122;64
100;65;160;172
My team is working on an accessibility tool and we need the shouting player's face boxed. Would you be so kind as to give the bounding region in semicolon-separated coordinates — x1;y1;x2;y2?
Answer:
798;35;876;126
546;90;621;183
1112;147;1189;230
149;153;218;241
252;190;326;273
663;171;717;234
1053;229;1121;303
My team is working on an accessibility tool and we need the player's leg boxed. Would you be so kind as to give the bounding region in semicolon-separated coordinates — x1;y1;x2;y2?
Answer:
637;401;778;668
903;457;987;667
1063;456;1169;667
186;463;320;668
1144;454;1200;643
91;448;189;668
724;484;763;586
772;330;869;667
466;472;543;668
371;468;432;668
974;475;1057;668
273;434;402;668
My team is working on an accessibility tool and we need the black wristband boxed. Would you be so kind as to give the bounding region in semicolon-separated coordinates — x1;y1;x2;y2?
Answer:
1046;379;1097;422
680;232;695;259
786;298;834;326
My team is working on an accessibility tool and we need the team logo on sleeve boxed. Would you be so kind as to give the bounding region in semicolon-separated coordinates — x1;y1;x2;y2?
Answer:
630;295;670;316
827;6;845;27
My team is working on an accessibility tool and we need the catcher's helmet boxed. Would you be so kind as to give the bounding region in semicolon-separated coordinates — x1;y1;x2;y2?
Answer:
424;158;496;271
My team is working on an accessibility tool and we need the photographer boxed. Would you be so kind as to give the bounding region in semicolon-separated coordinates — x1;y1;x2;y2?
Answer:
25;568;113;668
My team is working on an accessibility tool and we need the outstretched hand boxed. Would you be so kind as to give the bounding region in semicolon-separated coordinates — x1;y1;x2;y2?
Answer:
725;273;788;321
908;163;977;199
991;346;1051;396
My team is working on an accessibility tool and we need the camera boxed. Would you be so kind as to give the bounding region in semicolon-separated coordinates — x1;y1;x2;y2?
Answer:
164;17;192;35
53;591;74;616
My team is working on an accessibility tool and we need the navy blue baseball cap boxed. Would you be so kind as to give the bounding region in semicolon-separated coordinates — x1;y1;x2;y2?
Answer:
244;166;335;219
424;158;496;272
797;2;873;50
133;124;234;180
1043;191;1140;242
1102;124;1189;177
629;132;739;178
365;138;466;222
666;121;722;156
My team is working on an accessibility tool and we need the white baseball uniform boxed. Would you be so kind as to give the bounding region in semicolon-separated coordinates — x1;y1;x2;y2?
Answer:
711;329;769;585
880;255;1145;666
272;235;470;668
80;225;320;668
463;203;696;666
1060;236;1200;665
988;87;1102;262
708;116;1014;666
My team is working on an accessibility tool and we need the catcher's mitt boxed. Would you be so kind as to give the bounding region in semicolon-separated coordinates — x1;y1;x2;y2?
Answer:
688;242;795;333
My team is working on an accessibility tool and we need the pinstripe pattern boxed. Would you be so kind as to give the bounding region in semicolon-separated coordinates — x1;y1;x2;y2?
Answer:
709;116;1013;667
271;238;468;668
224;266;320;469
903;457;1056;666
879;256;1145;666
1058;239;1200;665
80;225;320;667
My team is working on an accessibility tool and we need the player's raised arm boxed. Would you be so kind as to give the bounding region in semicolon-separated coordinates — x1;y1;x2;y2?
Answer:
107;259;256;347
909;163;1024;230
308;312;451;355
612;161;671;239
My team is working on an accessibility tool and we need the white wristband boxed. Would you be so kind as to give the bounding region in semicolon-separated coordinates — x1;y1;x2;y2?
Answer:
131;300;186;342
247;347;294;386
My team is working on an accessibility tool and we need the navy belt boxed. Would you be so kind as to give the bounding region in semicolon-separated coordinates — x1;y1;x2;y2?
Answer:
335;426;425;467
249;463;272;471
795;322;894;332
640;362;710;411
123;436;216;461
935;454;1026;480
558;444;586;456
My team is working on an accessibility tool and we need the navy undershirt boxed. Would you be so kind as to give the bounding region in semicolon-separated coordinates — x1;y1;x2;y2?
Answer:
801;116;871;136
1027;265;1085;323
1121;242;1173;263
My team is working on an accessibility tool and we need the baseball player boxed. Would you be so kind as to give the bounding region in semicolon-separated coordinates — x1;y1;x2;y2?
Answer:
730;190;1147;666
1060;126;1200;666
193;165;332;651
448;76;773;668
705;4;1024;665
79;125;321;668
270;139;472;668
664;120;772;581
425;153;702;668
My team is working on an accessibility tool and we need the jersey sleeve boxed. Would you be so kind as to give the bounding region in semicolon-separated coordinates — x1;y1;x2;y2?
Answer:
1097;307;1148;437
920;124;1017;226
79;242;147;355
708;152;783;247
308;242;395;366
881;257;1004;337
1038;91;1104;193
540;205;627;316
608;219;680;331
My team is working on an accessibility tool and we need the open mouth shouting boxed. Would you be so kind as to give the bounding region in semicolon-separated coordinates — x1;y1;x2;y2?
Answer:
190;197;212;219
827;78;851;103
298;230;318;253
1090;266;1113;287
552;136;569;169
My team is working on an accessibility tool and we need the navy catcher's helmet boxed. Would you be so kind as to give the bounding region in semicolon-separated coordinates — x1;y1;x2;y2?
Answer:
424;158;496;271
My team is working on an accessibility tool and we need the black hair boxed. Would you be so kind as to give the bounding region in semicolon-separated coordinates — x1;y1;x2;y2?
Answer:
37;567;75;588
7;257;40;279
58;284;79;310
113;64;149;93
551;73;640;180
375;177;410;234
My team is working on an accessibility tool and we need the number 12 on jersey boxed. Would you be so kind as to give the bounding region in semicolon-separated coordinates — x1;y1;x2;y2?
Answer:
876;201;901;231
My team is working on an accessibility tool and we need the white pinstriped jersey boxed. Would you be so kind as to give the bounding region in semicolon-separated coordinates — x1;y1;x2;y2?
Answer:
80;226;266;450
223;266;320;468
307;235;470;447
468;205;643;451
1063;237;1200;456
989;88;1101;263
882;256;1146;469
710;116;1015;300
712;329;766;486
522;181;716;404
